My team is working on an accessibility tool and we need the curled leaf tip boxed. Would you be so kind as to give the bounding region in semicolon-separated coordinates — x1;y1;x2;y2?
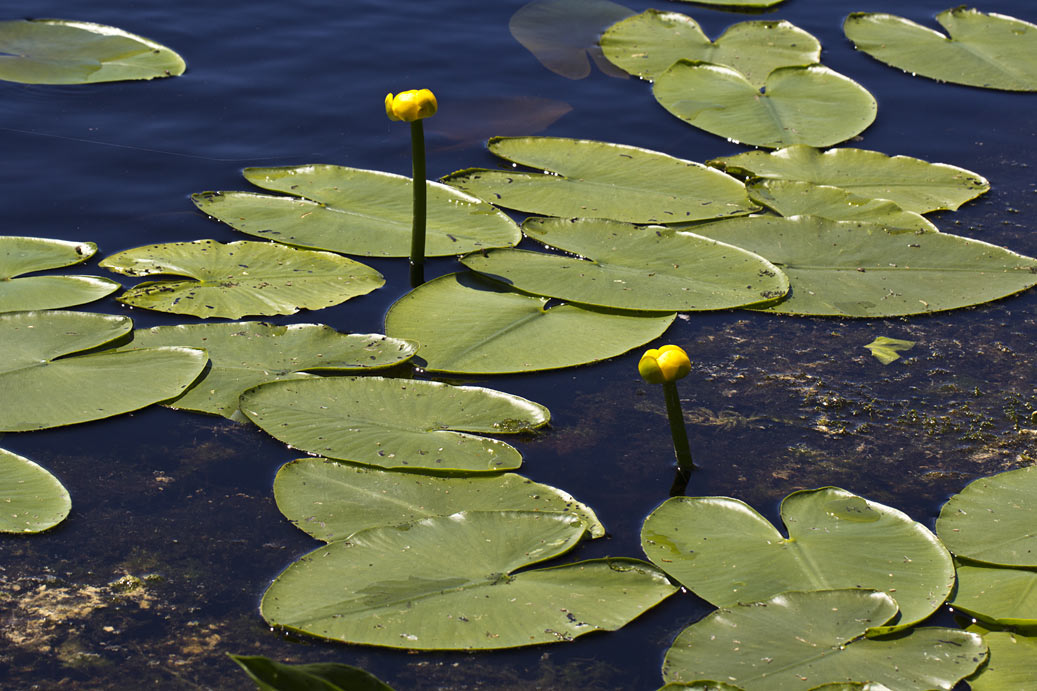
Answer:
385;89;438;122
639;344;690;384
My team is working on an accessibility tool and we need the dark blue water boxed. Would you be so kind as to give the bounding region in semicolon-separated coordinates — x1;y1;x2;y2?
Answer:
1;0;1035;688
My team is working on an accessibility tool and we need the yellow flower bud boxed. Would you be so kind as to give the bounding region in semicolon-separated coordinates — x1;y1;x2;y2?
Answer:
638;345;691;384
384;89;438;122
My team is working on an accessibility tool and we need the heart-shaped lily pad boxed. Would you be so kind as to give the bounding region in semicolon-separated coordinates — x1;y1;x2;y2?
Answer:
274;457;604;541
653;62;876;148
193;165;521;258
122;322;416;420
100;239;384;318
641;488;955;634
601;10;820;86
241;376;549;473
0;447;71;533
0;236;120;313
460;217;788;311
442;137;757;224
0;19;185;84
844;8;1037;91
384;272;675;374
261;510;677;650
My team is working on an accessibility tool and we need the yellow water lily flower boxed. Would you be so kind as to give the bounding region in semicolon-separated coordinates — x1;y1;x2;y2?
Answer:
385;89;438;122
638;345;691;384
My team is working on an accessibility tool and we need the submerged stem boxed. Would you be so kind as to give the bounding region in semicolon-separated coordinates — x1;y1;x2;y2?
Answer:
409;119;427;277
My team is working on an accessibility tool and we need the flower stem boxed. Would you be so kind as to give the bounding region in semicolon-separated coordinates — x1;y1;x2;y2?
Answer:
663;380;695;489
409;119;427;282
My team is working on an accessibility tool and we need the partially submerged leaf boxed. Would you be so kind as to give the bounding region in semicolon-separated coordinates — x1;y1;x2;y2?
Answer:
229;654;395;691
864;337;915;365
241;376;549;473
0;19;185;84
844;8;1037;92
384;272;675;374
0;447;70;533
0;236;120;313
442;137;758;224
100;239;384;319
711;145;989;214
428;96;572;151
261;511;677;650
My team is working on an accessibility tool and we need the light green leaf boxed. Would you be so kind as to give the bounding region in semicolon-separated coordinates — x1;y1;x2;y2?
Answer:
100;239;383;319
121;322;416;420
951;560;1037;627
0;310;207;432
653;62;876;149
967;631;1037;691
711;145;989;214
460;217;788;311
662;589;985;690
864;337;915;365
241;376;549;473
937;466;1037;567
193;165;521;258
0;236;120;313
261;511;677;650
683;215;1037;317
442;137;757;224
844;9;1037;92
0;447;70;533
642;488;955;635
601;10;820;86
273;457;605;541
229;654;395;691
384;272;675;374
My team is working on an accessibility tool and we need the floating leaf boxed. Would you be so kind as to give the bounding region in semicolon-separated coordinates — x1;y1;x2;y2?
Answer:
0;310;207;432
0;236;120;313
711;145;989;214
274;457;604;541
193;165;521;258
662;589;985;690
100;239;383;319
122;322;416;420
641;488;955;635
384;272;675;374
241;376;549;473
864;337;915;365
460;217;788;311
669;0;785;7
683;215;1037;317
509;0;635;80
747;180;938;234
229;654;395;691
653;62;876;149
261;511;677;650
951;560;1037;627
442;137;757;224
844;9;1037;92
0;447;70;533
601;10;820;86
936;466;1037;567
0;19;185;84
967;631;1037;691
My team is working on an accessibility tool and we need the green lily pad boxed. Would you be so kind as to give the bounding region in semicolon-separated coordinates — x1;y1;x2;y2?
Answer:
711;145;989;214
0;19;185;84
0;447;71;533
601;10;820;86
229;655;395;691
967;631;1037;691
950;560;1037;627
122;322;416;420
442;137;757;224
100;239;384;319
241;376;549;473
273;457;604;541
747;180;939;234
0;236;120;313
192;165;521;258
844;8;1037;92
0;310;207;432
460;217;788;311
659;683;746;691
641;488;955;635
653;62;876;149
936;466;1037;567
662;589;985;690
864;337;915;365
683;215;1037;317
261;511;677;650
671;0;785;7
384;272;675;374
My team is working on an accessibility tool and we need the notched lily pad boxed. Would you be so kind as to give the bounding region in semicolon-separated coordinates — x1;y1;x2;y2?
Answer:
0;236;120;313
0;447;71;533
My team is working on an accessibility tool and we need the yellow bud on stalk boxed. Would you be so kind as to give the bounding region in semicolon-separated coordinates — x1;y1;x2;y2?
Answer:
385;89;438;122
638;345;691;384
637;344;695;493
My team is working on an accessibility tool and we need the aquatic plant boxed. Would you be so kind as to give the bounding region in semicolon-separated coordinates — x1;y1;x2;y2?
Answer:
638;345;694;488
